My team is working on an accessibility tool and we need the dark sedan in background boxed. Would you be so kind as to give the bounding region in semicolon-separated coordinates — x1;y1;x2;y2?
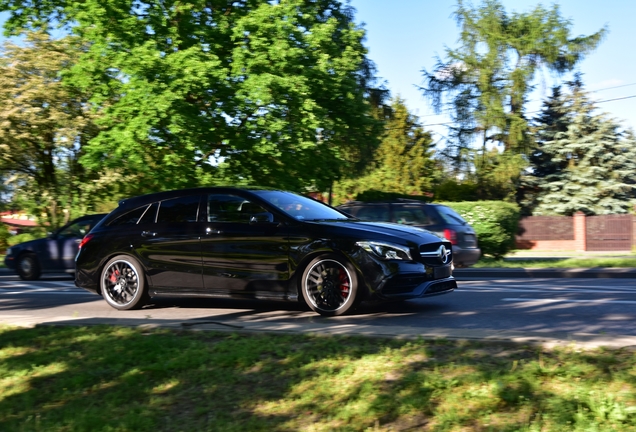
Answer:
75;187;456;316
337;199;481;267
4;214;106;280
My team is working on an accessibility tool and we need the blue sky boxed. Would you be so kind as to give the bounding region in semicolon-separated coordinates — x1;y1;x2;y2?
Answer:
348;0;636;143
2;1;635;145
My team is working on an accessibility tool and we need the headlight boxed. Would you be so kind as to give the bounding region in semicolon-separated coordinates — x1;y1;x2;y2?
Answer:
356;241;412;261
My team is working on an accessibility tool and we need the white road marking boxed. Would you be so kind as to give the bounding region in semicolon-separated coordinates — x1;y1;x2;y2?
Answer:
502;298;636;305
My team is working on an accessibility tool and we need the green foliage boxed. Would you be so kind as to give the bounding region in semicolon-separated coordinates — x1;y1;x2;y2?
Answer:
3;326;636;431
521;80;636;215
442;200;520;257
434;180;479;202
0;0;382;196
333;97;437;204
0;223;9;252
422;0;606;169
0;31;115;229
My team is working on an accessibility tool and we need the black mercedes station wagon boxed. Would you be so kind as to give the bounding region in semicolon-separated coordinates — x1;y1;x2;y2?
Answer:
75;188;456;316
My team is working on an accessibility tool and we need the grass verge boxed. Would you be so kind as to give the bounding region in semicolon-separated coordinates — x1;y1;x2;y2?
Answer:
2;325;636;431
474;256;636;269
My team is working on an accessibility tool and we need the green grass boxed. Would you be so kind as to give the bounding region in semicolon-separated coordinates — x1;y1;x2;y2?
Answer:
474;256;636;269
2;325;636;431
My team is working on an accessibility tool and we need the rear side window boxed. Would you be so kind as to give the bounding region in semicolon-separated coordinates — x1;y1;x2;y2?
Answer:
108;205;150;226
157;195;201;223
435;205;467;225
392;205;433;225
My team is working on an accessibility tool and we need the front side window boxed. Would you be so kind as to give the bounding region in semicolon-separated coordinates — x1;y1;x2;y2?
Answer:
157;195;201;223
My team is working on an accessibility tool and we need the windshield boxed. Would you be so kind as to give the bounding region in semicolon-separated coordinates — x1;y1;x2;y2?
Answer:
253;190;349;221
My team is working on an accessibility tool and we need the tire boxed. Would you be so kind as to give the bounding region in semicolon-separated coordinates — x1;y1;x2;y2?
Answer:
100;255;148;310
17;253;41;281
301;254;360;317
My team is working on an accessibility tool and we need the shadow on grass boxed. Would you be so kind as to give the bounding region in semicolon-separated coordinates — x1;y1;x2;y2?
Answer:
1;326;636;431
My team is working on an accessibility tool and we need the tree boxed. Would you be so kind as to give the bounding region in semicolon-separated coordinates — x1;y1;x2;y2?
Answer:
0;0;382;195
333;97;437;203
421;0;606;172
0;31;110;229
520;81;636;215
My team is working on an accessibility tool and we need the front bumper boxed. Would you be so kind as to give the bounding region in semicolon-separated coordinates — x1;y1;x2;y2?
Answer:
352;251;457;301
376;275;457;300
3;254;16;270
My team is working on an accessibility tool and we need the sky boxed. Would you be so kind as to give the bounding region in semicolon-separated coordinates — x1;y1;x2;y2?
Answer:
2;1;635;146
347;0;636;144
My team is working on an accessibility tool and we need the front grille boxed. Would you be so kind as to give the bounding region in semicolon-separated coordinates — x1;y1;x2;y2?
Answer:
418;242;453;266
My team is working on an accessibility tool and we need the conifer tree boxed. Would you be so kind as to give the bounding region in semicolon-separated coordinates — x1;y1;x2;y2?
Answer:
521;81;636;215
422;0;606;172
333;97;437;203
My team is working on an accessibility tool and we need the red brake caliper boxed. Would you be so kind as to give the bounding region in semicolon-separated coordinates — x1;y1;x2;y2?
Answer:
339;269;350;298
109;269;120;283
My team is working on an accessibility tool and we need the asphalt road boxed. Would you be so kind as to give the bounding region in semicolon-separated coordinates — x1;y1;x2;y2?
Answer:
2;268;636;349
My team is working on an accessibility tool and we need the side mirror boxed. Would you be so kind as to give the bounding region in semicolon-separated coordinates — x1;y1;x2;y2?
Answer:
249;212;275;225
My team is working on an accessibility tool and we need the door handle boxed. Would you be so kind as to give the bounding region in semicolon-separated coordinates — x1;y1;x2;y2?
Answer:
141;231;157;238
206;227;223;235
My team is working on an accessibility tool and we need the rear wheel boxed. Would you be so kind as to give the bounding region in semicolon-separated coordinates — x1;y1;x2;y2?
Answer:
301;254;359;317
100;255;148;310
17;253;41;281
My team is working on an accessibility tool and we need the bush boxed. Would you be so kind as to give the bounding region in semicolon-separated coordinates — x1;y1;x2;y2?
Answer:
441;201;520;258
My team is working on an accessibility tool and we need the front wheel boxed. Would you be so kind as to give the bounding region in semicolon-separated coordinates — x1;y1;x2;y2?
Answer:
100;255;148;310
301;254;360;317
17;253;41;281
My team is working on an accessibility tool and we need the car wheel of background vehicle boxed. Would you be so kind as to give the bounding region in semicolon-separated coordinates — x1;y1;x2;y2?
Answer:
100;255;148;310
16;253;41;281
301;254;359;317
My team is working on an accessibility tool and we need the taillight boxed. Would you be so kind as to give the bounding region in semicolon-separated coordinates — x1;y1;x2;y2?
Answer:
78;234;94;249
443;229;458;245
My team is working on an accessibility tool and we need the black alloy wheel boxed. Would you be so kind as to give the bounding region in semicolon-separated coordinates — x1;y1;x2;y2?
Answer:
17;253;41;281
100;255;148;310
301;254;359;317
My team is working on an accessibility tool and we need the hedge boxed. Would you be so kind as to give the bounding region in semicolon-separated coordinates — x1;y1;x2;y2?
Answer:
440;201;520;258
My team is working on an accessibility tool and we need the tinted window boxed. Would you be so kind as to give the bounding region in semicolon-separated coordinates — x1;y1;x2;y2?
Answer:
138;203;158;225
356;205;390;222
392;205;433;225
58;219;95;238
157;195;201;223
253;190;347;221
435;205;467;225
208;194;267;223
108;206;149;227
